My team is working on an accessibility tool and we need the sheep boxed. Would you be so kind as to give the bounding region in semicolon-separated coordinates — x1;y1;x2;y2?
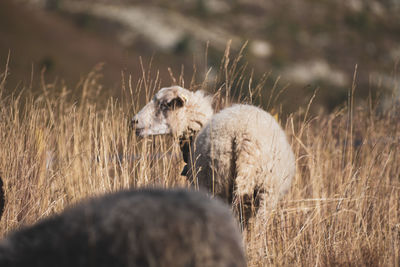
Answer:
132;86;213;139
187;104;295;221
132;86;295;221
131;86;214;166
0;188;246;267
0;176;4;220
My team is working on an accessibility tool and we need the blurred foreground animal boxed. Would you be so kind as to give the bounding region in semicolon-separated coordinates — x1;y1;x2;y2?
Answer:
0;176;4;220
0;189;246;267
132;86;295;223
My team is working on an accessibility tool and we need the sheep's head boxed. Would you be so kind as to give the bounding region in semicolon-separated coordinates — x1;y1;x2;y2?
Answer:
132;86;213;138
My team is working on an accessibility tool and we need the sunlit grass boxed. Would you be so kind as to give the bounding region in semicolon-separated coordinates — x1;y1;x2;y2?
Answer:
0;47;399;266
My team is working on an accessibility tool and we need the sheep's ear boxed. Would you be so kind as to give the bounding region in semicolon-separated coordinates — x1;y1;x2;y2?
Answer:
166;94;187;109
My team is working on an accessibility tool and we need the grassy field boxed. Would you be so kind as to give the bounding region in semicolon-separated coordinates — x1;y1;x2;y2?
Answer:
0;51;399;266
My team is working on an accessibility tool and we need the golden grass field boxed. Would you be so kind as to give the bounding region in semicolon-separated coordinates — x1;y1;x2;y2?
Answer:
0;50;399;266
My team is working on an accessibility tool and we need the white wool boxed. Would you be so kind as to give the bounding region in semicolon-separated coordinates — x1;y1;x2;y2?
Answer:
188;104;295;211
134;87;296;219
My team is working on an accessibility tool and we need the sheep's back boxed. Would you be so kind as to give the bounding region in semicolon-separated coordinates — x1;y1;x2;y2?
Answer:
0;189;246;267
191;104;295;200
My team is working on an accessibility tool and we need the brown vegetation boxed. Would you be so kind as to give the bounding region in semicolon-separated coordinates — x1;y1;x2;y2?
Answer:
0;49;399;266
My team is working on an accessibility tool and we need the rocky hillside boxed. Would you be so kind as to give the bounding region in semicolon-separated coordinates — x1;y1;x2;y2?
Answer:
2;0;400;111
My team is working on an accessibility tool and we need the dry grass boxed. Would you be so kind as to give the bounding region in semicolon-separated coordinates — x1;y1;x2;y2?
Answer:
0;48;399;266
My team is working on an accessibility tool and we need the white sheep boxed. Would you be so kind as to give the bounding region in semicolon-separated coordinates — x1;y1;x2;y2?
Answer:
132;85;214;167
132;86;295;220
0;188;246;267
132;86;213;139
188;104;295;220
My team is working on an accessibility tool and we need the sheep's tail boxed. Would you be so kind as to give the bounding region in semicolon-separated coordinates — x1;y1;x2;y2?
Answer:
232;134;260;197
231;135;263;228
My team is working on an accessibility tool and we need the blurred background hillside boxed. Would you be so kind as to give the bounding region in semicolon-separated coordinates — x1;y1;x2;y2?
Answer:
1;0;400;113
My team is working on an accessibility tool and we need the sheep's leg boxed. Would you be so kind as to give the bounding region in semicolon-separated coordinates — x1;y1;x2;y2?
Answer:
232;190;262;231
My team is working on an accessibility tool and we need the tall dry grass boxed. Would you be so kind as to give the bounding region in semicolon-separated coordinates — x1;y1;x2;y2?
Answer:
0;48;399;266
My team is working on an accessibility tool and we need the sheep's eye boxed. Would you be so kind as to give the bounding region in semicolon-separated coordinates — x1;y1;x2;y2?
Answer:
166;101;175;108
160;102;169;109
161;100;176;110
160;97;184;111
